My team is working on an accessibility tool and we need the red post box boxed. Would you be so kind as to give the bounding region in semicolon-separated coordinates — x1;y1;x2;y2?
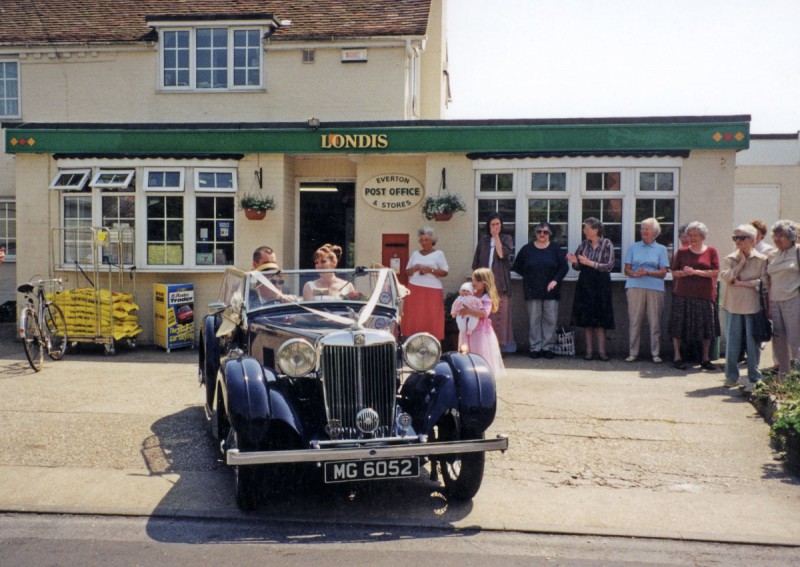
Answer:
381;234;409;286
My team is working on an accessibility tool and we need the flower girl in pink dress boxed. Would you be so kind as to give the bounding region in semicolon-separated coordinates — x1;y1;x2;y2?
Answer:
455;268;506;377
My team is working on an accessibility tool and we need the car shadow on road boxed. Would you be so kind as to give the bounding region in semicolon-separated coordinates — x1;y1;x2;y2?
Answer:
144;407;477;544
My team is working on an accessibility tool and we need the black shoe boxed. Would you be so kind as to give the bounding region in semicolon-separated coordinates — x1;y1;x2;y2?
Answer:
529;351;541;359
700;360;717;371
542;350;555;359
673;360;688;370
597;354;609;361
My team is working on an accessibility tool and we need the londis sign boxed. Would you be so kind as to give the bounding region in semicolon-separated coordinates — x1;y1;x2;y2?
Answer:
321;133;388;149
362;174;425;212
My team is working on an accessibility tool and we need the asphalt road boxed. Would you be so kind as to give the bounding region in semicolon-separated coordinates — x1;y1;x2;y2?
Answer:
3;513;800;567
0;323;798;546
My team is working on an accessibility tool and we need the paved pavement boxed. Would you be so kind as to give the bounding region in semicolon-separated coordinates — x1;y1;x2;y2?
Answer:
1;322;798;545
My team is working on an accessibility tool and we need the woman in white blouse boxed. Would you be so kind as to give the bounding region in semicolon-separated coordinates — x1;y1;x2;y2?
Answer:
403;227;449;339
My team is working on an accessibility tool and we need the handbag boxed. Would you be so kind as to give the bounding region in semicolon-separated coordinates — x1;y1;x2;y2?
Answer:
751;281;772;343
553;326;576;356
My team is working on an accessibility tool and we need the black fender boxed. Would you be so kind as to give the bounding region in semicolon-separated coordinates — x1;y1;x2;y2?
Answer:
400;352;497;437
221;356;303;449
200;314;222;408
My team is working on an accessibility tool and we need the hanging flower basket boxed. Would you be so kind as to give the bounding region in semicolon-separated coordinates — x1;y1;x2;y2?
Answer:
238;192;276;220
421;168;466;221
244;208;267;220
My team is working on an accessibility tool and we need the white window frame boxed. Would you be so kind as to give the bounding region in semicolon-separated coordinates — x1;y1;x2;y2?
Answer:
0;60;20;119
526;170;571;251
635;168;680;195
473;157;682;280
156;25;266;91
55;161;239;272
194;168;237;192
0;200;16;261
90;169;135;189
144;168;185;192
50;169;92;191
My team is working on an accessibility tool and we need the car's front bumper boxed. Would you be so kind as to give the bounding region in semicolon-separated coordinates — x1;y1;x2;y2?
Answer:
227;435;509;466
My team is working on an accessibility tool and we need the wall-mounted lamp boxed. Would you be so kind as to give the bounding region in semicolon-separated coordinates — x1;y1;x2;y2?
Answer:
307;117;320;130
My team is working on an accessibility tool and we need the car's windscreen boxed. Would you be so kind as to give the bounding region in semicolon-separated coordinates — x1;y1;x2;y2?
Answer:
246;268;398;312
253;307;397;332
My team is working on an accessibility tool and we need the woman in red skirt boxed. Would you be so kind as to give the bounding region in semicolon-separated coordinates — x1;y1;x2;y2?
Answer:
403;226;449;339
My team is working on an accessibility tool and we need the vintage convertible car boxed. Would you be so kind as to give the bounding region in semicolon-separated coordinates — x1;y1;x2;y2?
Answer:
198;266;508;510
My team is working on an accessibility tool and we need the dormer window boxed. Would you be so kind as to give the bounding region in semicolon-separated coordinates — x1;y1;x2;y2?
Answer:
150;16;279;92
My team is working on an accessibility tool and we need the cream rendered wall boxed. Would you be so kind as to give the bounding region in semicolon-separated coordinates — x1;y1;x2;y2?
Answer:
351;153;473;295
0;145;15;301
736;165;800;222
14;155;53;287
0;145;13;196
420;0;447;119
264;47;407;121
237;154;285;271
679;150;738;252
281;156;297;269
735;166;800;223
17;46;409;123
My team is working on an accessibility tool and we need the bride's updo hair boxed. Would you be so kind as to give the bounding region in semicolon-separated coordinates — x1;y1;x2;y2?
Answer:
314;243;343;266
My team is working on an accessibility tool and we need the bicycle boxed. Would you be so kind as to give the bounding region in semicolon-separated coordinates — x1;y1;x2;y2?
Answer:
17;278;69;372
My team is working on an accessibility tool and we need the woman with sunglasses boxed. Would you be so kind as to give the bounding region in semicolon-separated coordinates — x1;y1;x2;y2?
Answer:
720;225;768;390
669;221;720;371
512;222;568;359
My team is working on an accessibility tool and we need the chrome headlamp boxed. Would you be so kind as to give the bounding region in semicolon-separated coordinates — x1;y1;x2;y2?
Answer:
277;338;317;377
402;332;441;372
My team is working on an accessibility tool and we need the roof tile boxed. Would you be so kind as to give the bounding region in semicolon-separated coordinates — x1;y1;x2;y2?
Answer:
0;1;431;45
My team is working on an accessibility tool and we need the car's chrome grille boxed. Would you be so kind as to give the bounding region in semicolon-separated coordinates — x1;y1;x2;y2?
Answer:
320;343;396;439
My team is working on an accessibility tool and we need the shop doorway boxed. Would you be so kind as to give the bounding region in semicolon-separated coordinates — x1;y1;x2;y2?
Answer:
299;182;355;269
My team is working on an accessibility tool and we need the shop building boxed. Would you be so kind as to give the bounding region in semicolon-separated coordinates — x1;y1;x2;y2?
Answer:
0;1;770;353
734;133;800;227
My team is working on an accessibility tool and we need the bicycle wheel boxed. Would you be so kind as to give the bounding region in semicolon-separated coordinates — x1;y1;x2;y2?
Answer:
44;303;68;360
21;308;44;372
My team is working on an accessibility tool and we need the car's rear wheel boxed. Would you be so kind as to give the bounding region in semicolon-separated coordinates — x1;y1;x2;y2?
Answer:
434;415;485;501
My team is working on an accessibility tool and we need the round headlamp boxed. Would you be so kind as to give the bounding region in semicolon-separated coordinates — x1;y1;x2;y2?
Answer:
403;332;441;372
277;339;317;377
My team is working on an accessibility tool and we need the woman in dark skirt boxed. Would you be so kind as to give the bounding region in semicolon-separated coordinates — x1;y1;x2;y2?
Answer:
567;217;615;360
669;221;721;371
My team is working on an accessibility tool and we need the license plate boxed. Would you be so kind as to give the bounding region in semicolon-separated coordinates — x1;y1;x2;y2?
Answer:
324;458;420;483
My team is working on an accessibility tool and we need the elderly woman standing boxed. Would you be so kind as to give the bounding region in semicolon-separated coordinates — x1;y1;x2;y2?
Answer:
766;220;800;379
669;221;721;371
472;213;515;352
403;226;449;340
720;225;768;389
512;222;568;359
623;218;670;363
751;219;775;255
567;217;615;361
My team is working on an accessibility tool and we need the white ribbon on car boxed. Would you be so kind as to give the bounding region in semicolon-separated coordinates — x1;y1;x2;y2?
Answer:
248;268;394;329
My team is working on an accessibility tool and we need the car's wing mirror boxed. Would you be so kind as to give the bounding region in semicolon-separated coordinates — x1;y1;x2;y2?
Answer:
207;301;226;315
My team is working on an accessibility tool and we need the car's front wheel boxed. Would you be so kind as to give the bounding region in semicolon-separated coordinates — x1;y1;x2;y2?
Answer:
434;414;485;501
232;431;260;511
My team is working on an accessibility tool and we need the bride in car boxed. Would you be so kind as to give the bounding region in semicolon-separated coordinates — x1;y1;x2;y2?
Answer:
302;244;355;301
